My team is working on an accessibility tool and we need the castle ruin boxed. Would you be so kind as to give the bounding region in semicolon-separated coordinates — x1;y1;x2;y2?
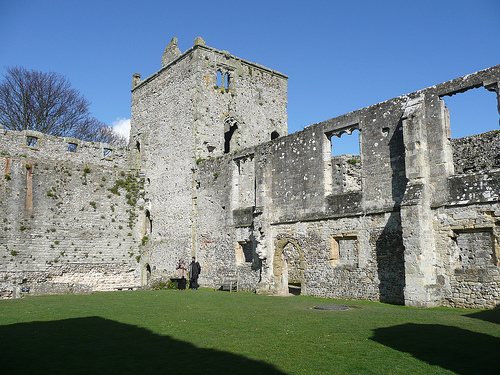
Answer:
2;37;500;308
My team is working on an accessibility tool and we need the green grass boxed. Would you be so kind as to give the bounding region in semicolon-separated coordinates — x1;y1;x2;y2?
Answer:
0;290;499;374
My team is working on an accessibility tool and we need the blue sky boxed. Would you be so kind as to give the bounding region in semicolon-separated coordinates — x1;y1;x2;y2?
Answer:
1;0;499;155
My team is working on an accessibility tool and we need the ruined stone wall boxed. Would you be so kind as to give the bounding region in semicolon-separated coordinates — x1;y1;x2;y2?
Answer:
3;38;499;309
434;202;500;309
431;169;500;309
192;63;500;308
452;130;500;174
0;129;142;298
331;155;361;195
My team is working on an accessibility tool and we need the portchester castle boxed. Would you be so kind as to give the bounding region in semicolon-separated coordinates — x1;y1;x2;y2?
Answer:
1;37;500;309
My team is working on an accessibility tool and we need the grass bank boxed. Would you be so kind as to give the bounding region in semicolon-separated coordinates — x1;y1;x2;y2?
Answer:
1;290;498;374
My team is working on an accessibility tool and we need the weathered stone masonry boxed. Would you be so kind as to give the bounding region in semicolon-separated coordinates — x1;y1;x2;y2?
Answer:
2;36;500;308
0;130;144;298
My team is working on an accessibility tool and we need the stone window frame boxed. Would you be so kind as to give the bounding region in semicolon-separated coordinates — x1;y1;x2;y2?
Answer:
451;226;500;269
67;142;78;153
231;153;255;211
102;147;113;159
216;65;234;90
26;135;38;148
235;240;254;266
324;123;361;196
329;233;359;268
224;116;240;154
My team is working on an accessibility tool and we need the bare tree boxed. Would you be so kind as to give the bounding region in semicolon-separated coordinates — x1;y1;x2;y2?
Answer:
0;66;126;146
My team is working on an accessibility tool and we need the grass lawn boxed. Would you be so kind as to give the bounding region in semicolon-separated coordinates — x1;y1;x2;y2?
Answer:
0;289;499;374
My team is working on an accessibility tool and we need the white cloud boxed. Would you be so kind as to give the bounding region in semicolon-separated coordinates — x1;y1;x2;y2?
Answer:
111;118;131;141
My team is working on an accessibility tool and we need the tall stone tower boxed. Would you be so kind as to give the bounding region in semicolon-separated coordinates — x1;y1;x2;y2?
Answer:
130;37;288;276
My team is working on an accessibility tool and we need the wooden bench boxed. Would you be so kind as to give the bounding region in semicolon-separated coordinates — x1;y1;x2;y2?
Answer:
217;278;239;292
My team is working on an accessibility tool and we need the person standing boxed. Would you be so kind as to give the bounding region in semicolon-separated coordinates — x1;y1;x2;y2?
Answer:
189;256;201;290
176;259;187;279
176;259;187;290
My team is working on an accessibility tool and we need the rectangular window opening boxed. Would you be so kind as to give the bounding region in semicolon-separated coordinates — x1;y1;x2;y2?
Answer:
324;127;362;196
26;136;38;148
236;240;254;265
232;155;255;210
443;87;500;174
103;148;113;158
67;143;77;153
442;87;498;139
453;229;497;269
330;235;359;267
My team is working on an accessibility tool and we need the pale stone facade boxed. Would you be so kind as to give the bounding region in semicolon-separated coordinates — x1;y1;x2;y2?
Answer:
1;37;499;308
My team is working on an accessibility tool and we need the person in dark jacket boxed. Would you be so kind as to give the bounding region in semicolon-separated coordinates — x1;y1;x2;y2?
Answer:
189;256;201;290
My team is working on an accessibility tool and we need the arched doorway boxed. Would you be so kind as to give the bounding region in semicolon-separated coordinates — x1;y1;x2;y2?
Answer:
273;238;306;295
224;117;240;153
142;263;151;286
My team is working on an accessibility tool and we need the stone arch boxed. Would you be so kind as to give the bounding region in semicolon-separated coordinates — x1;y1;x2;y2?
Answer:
273;238;306;294
224;116;240;153
142;263;151;286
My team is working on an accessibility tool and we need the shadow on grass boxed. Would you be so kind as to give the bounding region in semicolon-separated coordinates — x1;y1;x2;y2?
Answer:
465;308;500;324
0;317;287;375
370;323;498;375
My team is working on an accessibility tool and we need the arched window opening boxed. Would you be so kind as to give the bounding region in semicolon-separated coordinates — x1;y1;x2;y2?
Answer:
216;70;223;87
325;127;362;196
144;264;151;285
224;123;238;153
271;131;280;140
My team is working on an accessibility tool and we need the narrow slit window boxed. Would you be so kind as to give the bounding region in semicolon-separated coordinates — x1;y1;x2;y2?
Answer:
216;70;223;87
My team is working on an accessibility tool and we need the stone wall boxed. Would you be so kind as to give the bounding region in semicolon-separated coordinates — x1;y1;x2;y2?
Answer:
0;129;143;297
2;37;500;309
189;60;500;308
452;130;500;174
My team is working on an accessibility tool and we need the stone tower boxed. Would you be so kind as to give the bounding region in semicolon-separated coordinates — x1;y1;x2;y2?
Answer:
130;37;288;276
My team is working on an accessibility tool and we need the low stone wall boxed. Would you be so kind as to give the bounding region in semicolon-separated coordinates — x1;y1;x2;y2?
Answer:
0;263;139;299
